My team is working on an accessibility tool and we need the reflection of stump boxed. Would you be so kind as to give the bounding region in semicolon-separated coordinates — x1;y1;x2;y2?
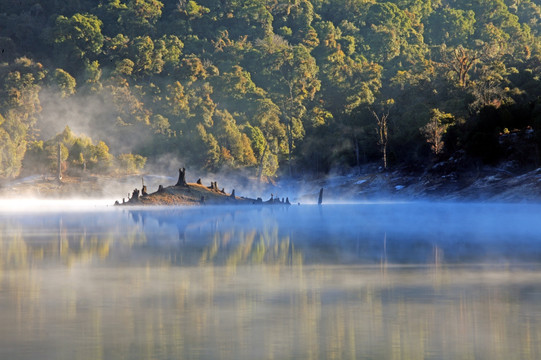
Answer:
176;167;187;187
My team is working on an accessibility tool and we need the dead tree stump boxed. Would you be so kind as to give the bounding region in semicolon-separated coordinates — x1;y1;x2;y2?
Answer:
176;167;187;187
129;188;140;203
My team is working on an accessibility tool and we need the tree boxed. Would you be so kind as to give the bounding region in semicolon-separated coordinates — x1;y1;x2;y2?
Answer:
127;36;155;75
469;61;516;112
256;41;320;175
362;2;425;63
118;0;164;36
194;122;220;170
212;109;256;167
313;20;382;171
0;113;27;179
51;69;76;97
426;7;476;47
421;109;455;155
51;13;104;72
442;45;479;88
177;0;210;19
0;58;44;178
371;102;393;170
116;153;146;174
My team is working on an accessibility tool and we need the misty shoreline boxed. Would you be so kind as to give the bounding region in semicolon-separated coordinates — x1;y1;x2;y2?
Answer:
293;163;541;203
2;162;541;204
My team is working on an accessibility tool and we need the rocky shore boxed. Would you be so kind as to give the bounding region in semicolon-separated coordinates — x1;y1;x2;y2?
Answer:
3;160;541;204
294;161;541;203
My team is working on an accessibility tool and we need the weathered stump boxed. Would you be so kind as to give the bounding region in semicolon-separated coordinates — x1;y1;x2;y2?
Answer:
176;167;187;187
129;188;140;203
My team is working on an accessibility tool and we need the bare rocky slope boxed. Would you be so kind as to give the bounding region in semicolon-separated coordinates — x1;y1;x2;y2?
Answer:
293;162;541;203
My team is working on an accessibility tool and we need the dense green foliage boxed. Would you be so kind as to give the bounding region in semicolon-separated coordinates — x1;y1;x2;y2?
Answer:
2;0;541;179
22;126;146;176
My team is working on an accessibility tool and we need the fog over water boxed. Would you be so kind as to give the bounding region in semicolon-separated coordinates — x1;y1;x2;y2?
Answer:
1;200;541;359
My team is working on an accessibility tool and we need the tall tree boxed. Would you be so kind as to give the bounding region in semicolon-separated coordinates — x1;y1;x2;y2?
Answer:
256;39;320;175
51;13;104;73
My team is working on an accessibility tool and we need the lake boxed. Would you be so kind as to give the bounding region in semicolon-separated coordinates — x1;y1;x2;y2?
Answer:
1;201;541;359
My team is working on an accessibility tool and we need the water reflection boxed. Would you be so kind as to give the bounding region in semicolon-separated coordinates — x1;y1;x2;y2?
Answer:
0;202;541;359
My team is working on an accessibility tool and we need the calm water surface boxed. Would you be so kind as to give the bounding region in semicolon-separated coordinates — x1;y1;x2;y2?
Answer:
1;201;541;359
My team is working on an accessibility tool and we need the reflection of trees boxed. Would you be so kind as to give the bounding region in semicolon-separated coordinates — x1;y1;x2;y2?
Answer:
3;265;540;359
132;208;303;267
0;212;148;269
133;205;541;268
200;229;302;267
3;206;541;358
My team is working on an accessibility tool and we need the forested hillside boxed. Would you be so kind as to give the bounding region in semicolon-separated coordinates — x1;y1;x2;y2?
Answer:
2;0;541;180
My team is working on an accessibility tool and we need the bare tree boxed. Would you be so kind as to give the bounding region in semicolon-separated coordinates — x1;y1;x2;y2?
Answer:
371;108;390;170
442;45;478;88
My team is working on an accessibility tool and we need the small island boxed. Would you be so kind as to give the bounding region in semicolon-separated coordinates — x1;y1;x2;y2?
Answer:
115;168;292;206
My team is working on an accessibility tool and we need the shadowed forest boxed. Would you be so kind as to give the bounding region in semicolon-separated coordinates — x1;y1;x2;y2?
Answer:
2;0;541;181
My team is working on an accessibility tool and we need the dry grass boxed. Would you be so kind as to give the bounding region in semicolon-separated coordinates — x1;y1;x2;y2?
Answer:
134;183;255;206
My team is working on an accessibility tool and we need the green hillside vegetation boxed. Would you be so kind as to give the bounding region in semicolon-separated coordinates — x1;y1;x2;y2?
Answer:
2;0;541;180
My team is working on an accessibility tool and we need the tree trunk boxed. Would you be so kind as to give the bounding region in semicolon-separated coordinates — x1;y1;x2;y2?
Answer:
382;143;387;170
372;109;389;171
257;145;268;182
354;136;361;175
56;142;62;182
287;121;293;177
